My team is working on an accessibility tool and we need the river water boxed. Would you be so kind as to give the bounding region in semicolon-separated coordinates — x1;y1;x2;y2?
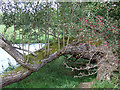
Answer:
0;43;44;74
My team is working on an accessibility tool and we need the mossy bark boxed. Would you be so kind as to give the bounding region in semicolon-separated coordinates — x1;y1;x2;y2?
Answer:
0;34;118;87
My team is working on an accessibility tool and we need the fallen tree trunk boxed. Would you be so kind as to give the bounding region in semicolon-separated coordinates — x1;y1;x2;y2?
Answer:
0;39;40;72
1;50;63;87
1;51;63;87
0;33;64;87
0;34;118;87
64;43;118;80
1;69;32;87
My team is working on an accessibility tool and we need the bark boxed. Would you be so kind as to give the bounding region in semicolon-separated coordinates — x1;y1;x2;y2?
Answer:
19;29;20;48
62;3;65;48
1;50;62;87
0;33;118;87
13;46;37;57
47;5;50;55
65;43;118;80
13;24;16;46
64;3;74;52
1;69;32;87
45;24;47;56
22;24;25;61
0;37;39;72
57;3;60;52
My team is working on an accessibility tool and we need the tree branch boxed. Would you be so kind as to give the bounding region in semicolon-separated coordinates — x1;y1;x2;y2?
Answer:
13;46;37;57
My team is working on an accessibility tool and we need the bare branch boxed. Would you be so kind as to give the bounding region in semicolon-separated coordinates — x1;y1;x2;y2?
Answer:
13;46;37;57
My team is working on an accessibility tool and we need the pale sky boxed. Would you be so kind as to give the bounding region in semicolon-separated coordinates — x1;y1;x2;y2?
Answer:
0;0;119;13
0;0;58;13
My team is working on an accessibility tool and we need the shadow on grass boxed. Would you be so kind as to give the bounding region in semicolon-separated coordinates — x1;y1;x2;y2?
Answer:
4;56;96;88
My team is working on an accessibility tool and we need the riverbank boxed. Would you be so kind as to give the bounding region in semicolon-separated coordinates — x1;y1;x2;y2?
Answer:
4;57;95;88
0;43;44;74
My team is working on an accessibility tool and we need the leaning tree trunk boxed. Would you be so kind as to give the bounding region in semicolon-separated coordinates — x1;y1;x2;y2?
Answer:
0;34;63;87
64;42;118;80
0;33;40;71
0;33;118;87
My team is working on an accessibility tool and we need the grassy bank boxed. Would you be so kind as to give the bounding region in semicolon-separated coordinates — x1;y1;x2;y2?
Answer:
1;25;118;88
2;54;118;88
4;56;95;88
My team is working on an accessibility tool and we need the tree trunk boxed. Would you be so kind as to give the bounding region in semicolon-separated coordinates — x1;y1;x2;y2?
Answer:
57;3;60;52
62;3;65;48
0;37;39;71
0;33;118;87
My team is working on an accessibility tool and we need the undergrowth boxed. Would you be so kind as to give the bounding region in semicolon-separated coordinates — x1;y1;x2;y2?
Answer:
4;56;95;88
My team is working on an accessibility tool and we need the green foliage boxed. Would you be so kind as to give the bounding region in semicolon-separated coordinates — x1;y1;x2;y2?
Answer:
91;71;119;88
2;62;15;74
0;13;2;24
4;57;95;88
91;79;118;88
0;1;119;88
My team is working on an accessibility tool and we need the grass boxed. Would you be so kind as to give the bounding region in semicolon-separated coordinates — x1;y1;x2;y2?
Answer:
0;25;20;43
91;80;117;88
0;25;14;41
0;25;58;44
0;25;118;88
91;78;119;88
4;56;95;88
91;72;119;88
2;56;118;88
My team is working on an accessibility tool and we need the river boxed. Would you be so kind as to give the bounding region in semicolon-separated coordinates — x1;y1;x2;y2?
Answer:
0;43;44;74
